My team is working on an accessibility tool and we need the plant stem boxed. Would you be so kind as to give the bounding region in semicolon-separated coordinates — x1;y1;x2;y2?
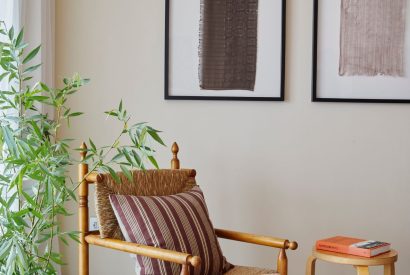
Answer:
54;104;62;143
15;35;23;212
43;188;55;270
27;192;45;238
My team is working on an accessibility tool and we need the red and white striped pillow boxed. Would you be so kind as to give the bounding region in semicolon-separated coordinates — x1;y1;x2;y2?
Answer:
109;186;227;275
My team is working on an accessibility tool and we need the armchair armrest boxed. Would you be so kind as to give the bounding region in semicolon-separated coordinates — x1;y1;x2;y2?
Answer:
84;232;201;267
214;228;298;250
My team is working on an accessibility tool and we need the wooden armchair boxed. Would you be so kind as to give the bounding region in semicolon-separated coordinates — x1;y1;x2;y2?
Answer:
78;142;298;275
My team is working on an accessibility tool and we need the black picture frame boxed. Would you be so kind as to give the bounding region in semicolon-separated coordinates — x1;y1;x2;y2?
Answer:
164;0;287;101
312;0;410;103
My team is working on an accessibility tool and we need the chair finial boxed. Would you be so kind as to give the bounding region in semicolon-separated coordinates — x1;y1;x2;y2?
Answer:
171;142;180;169
80;142;87;160
289;241;298;250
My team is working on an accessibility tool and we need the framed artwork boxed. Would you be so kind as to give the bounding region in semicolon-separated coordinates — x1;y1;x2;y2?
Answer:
312;0;410;103
165;0;286;101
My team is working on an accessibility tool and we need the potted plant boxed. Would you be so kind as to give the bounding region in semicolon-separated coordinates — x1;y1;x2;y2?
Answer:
0;22;164;274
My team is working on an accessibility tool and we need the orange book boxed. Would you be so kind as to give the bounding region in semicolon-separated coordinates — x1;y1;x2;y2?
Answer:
316;236;391;257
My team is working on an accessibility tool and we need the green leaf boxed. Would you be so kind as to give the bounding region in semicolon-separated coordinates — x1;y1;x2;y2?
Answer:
130;122;147;129
148;156;159;169
15;42;28;51
0;42;3;59
7;192;18;208
88;138;96;152
40;82;50;92
6;245;16;275
67;231;80;244
59;235;69;246
0;174;10;184
147;126;161;133
30;95;48;101
30;209;42;219
8;26;14;41
28;121;43;139
22;191;36;207
39;163;53;177
23;63;41;74
16;166;26;195
0;197;7;208
0;240;12;260
139;127;148;145
110;151;123;163
14;208;30;217
122;149;133;164
3;126;17;155
15;28;23;47
63;108;71;117
15;243;27;268
147;130;165;146
104;110;118;117
66;188;77;202
13;216;29;227
131;150;142;167
0;72;9;81
50;252;66;265
22;45;41;64
68;112;83;117
35;233;52;244
55;205;71;216
118;100;123;112
106;166;121;184
120;165;133;182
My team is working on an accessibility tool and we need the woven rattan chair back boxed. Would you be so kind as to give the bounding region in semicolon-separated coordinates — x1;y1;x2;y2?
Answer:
95;168;197;239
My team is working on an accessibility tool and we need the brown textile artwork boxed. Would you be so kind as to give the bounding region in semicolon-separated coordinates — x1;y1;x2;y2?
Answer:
339;0;407;77
199;0;258;91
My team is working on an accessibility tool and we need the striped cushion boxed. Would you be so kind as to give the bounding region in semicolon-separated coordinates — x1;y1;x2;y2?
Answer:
110;186;225;275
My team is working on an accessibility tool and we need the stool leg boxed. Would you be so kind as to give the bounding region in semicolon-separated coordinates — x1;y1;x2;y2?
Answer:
384;264;395;275
355;266;370;275
306;256;317;275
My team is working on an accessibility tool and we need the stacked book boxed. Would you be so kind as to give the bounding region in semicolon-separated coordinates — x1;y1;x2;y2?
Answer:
316;236;391;258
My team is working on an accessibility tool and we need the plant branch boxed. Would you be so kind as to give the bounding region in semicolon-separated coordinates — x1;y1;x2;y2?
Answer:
73;118;130;192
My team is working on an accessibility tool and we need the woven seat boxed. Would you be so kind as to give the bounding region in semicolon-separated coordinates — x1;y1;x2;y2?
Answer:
225;265;279;275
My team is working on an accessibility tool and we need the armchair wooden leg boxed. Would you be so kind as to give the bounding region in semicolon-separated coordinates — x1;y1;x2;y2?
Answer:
180;264;189;275
384;264;395;275
305;256;317;275
79;144;89;275
277;248;288;275
355;266;370;275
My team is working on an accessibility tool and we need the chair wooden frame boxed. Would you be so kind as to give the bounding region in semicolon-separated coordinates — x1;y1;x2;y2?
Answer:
78;142;298;275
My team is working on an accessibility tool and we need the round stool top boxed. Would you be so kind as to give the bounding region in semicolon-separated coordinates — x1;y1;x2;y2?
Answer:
312;248;398;266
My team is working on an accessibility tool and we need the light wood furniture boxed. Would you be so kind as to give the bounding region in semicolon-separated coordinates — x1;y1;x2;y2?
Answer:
306;248;398;275
79;142;298;275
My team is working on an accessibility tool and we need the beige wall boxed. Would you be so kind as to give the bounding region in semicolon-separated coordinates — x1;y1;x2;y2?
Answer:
56;0;410;274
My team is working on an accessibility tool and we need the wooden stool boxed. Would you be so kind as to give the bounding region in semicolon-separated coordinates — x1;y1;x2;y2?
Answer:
306;248;398;275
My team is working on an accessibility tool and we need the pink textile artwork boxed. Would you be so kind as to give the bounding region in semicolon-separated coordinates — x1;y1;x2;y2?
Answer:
339;0;407;77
